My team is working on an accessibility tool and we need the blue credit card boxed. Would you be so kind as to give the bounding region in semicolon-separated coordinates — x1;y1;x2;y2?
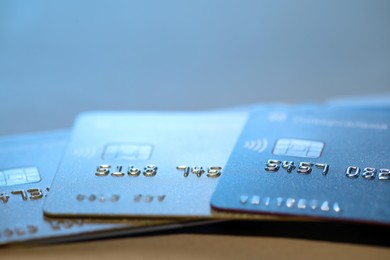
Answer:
0;130;204;245
43;111;250;218
211;106;390;225
326;94;390;110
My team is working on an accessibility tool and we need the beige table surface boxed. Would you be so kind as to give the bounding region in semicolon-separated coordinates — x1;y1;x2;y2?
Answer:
2;221;389;260
2;234;389;260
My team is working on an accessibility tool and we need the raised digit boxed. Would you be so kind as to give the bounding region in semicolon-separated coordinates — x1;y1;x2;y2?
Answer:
127;165;141;176
265;160;281;172
191;166;205;177
362;167;376;179
297;162;313;174
143;165;158;177
282;161;296;173
379;168;390;181
27;188;43;200
95;165;110;176
346;166;360;178
207;166;222;178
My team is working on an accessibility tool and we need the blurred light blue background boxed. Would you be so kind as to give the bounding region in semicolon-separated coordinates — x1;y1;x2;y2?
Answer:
1;0;389;135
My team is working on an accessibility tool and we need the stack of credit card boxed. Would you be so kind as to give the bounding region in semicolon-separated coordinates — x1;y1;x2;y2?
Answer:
1;100;389;246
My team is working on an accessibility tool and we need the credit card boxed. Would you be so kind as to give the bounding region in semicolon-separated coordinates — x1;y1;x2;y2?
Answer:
0;130;203;245
43;111;251;218
211;106;390;225
326;94;390;109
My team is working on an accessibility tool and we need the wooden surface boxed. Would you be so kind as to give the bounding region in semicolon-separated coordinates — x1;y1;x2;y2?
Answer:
2;221;390;259
2;234;389;260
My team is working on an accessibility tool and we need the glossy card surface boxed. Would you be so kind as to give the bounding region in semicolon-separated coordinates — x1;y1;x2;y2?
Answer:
211;107;390;225
0;130;194;245
44;112;247;218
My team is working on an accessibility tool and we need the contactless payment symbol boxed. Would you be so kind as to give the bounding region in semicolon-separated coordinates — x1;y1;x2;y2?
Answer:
243;138;268;153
